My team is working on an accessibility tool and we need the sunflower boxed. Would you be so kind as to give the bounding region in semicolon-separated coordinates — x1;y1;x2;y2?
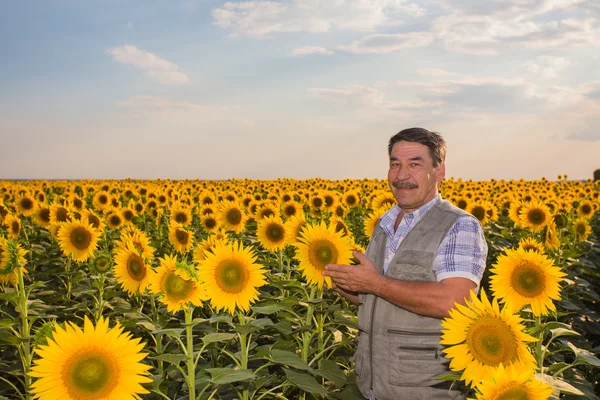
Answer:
467;201;492;225
284;214;308;246
120;207;136;225
49;204;71;225
544;222;560;251
197;241;267;315
92;191;111;210
169;203;192;226
193;236;228;262
168;223;194;253
33;206;52;228
113;241;153;295
217;201;246;233
105;209;123;229
256;215;287;252
490;248;565;316
342;190;360;208
294;221;354;288
82;209;105;231
67;194;85;212
508;200;526;228
90;252;113;274
150;254;207;313
576;200;594;219
15;193;37;217
0;238;28;286
332;203;346;218
200;213;218;233
370;191;397;210
441;290;537;388
3;214;21;239
573;217;592;242
472;363;553;400
0;203;10;224
116;228;155;259
255;202;279;220
281;200;302;219
517;238;544;254
329;216;350;237
57;220;101;262
364;208;387;238
29;316;152;400
519;201;551;232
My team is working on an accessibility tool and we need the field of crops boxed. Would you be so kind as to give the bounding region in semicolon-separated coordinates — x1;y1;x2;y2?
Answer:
0;177;599;400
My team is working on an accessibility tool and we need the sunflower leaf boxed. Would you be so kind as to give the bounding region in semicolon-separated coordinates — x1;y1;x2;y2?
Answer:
201;333;236;345
550;327;580;340
313;359;346;387
149;354;187;365
152;328;185;338
269;349;312;371
566;342;600;367
250;304;286;315
206;368;256;385
283;369;327;395
535;373;584;396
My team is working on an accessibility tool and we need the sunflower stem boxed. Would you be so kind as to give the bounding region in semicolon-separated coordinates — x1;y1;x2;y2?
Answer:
185;306;196;400
237;310;250;400
93;273;106;323
65;257;72;302
535;315;544;374
150;295;165;376
15;252;32;399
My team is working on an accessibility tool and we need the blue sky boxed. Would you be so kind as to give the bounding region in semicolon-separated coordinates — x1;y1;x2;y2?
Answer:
1;0;599;181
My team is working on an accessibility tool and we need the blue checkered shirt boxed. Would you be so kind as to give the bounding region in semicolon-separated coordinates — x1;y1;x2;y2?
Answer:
378;194;487;286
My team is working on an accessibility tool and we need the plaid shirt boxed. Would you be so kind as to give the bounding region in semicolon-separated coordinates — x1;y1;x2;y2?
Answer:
378;194;487;286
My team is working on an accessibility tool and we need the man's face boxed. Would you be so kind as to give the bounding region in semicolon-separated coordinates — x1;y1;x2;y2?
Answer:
387;140;445;213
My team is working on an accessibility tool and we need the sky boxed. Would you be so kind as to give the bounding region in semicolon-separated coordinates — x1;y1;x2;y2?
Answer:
1;0;600;181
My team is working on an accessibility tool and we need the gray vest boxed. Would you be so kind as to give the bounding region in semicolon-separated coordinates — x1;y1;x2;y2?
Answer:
355;199;468;400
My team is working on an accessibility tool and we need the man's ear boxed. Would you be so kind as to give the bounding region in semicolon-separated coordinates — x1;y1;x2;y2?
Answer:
437;162;446;181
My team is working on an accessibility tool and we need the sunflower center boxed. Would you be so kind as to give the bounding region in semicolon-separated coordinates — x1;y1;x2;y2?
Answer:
123;210;134;221
266;223;285;243
466;315;518;366
88;214;100;229
175;212;187;224
284;205;297;216
346;196;357;206
471;206;486;221
64;349;116;398
575;223;586;235
93;256;112;273
215;260;249;294
175;229;189;244
39;208;51;223
511;262;546;298
74;198;83;209
21;198;34;210
164;271;195;300
457;199;468;209
109;215;121;226
308;239;338;270
204;218;217;229
581;204;592;215
312;198;323;208
56;208;69;222
126;254;147;281
70;227;92;250
99;195;108;204
11;221;20;234
496;385;531;400
226;209;242;225
527;209;546;225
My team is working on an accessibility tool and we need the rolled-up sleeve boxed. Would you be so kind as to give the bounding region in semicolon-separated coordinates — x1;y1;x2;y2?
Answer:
433;215;488;287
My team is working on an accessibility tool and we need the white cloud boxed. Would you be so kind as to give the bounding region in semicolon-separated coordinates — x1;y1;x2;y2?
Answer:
526;55;571;78
337;31;433;54
106;45;190;85
212;0;426;37
291;45;334;56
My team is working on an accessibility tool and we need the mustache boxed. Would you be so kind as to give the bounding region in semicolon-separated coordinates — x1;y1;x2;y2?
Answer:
392;181;418;189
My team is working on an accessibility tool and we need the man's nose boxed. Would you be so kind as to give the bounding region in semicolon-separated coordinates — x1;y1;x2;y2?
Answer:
395;165;410;180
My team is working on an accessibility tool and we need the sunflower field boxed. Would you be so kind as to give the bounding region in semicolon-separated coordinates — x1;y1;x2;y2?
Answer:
0;177;599;400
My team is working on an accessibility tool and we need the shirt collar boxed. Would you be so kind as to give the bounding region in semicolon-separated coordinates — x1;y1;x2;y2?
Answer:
380;193;442;231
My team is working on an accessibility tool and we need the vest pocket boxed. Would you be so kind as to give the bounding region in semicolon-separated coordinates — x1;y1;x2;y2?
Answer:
387;329;444;387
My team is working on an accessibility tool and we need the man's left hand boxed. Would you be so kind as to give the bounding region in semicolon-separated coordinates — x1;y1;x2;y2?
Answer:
322;251;381;293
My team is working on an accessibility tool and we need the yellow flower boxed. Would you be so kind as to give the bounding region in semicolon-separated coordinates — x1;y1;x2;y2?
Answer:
544;222;560;251
150;254;207;313
490;248;565;316
29;316;152;400
294;221;353;288
57;220;101;262
517;238;545;254
113;241;153;295
573;217;592;241
197;241;267;315
218;200;246;233
15;193;37;217
441;290;537;387
284;214;308;246
168;223;194;253
0;238;28;286
519;201;551;232
472;363;553;400
256;215;287;252
576;200;594;219
33;206;52;229
3;214;21;240
49;204;71;225
200;212;218;233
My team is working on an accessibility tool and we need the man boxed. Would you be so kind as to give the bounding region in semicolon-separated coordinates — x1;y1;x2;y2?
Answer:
322;128;488;400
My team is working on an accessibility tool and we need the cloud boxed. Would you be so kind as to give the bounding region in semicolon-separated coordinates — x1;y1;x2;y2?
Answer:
526;56;571;78
290;46;334;56
337;31;433;54
211;0;426;37
106;45;190;85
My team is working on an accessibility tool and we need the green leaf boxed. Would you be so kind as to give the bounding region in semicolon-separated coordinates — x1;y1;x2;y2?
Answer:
206;368;256;385
567;342;600;367
434;372;463;381
313;359;346;387
151;328;184;338
149;354;187;365
269;349;311;371
250;304;286;315
535;374;584;396
136;320;157;331
209;315;233;325
201;333;236;345
550;327;580;340
284;369;327;395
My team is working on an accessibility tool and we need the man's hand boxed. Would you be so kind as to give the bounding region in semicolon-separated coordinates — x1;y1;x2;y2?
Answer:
322;251;381;294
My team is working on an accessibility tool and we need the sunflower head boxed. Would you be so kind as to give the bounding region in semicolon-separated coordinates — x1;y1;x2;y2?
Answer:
573;217;592;242
472;363;553;400
256;215;287;252
150;255;207;313
168;223;194;253
90;252;113;274
519;201;550;232
57;220;100;263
